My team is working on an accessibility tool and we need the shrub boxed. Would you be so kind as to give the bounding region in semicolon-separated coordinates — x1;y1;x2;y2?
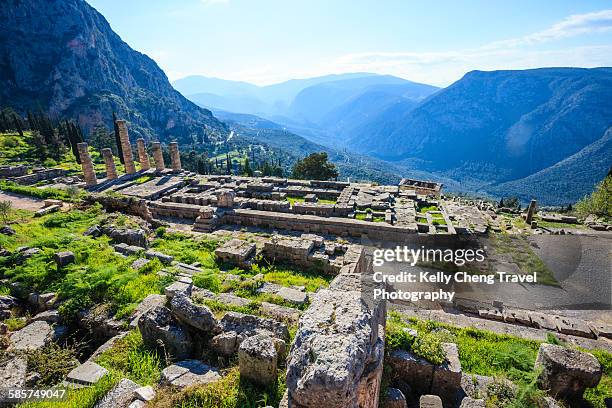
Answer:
26;343;79;386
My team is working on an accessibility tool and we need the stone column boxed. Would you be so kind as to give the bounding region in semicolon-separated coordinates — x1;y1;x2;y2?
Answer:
526;199;537;226
217;189;235;208
169;142;181;171
152;142;165;171
101;148;117;180
136;138;151;171
77;143;97;187
115;120;136;174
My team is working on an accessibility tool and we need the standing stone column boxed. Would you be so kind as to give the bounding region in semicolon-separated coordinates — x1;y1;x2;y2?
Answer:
101;148;117;180
136;138;151;171
115;120;136;174
169;142;181;171
152;142;165;171
77;143;97;187
526;199;537;226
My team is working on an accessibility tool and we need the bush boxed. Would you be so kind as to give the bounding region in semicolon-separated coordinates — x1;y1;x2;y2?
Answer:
26;343;79;386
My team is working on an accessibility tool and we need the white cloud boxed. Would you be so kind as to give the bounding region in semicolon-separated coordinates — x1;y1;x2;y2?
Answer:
322;10;612;86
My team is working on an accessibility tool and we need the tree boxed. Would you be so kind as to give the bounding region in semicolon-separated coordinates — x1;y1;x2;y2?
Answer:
243;158;253;176
291;152;338;181
113;112;124;164
0;200;12;224
575;174;612;218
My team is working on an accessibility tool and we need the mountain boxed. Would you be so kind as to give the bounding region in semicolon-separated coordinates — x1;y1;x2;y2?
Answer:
173;73;378;116
484;127;612;204
346;68;612;192
216;110;404;184
0;0;227;143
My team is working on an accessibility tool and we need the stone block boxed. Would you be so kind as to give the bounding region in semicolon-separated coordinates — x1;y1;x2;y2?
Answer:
239;334;278;386
419;395;443;408
382;387;407;408
170;292;220;334
388;349;435;395
133;385;156;402
144;250;174;265
535;343;602;399
66;361;109;386
459;397;486;407
94;378;140;408
160;360;221;389
276;287;308;306
131;258;150;271
431;343;462;402
138;306;193;359
9;320;53;351
164;281;193;299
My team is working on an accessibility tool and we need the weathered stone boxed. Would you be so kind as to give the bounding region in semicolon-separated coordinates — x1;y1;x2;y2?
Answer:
260;302;300;323
105;227;148;248
0;225;16;235
32;309;62;323
535;343;602;399
388;349;435;395
129;294;167;329
431;343;462;403
84;224;102;237
128;401;145;408
164;281;193;299
116;120;136;174
286;289;379;408
94;378;140;408
77;142;98;187
169;142;181;171
144;249;174;265
220;312;289;342
101;148;118;180
419;395;443;408
133;385;156;402
459;397;486;407
138;306;193;359
276;287;308;306
0;357;27;389
66;361;109;386
136;139;151;171
382;388;407;408
214;239;256;267
530;312;559;331
238;334;278;386
9;320;53;351
217;293;251;307
131;258;150;270
160;360;221;389
210;331;238;356
170;292;220;333
525;199;537;225
54;251;75;268
217;189;235;208
152;142;165;171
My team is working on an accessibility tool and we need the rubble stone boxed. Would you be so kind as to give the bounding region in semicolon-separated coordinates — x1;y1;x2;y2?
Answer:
170;292;220;333
138;306;193;359
238;333;278;386
160;360;221;389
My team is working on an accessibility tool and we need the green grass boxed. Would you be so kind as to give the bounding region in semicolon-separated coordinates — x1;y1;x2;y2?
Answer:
431;218;447;226
490;234;558;286
536;219;587;230
286;196;336;205
355;213;367;220
0;180;83;202
0;206;167;321
387;312;612;407
152;366;286;408
418;205;439;213
134;175;155;184
95;330;163;385
4;316;27;331
151;231;221;266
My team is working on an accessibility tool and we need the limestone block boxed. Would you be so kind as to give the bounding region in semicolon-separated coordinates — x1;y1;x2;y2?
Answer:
160;360;221;389
238;334;278;386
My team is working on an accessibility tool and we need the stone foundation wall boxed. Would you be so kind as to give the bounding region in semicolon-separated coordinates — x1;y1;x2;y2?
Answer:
284;247;386;408
0;165;28;178
86;194;152;221
10;168;66;185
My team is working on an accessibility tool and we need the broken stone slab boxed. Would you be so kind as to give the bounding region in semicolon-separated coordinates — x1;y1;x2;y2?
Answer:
160;360;221;389
9;320;53;351
210;331;239;356
382;387;407;408
276;287;308;306
0;357;27;389
459;397;486;407
31;309;62;323
431;343;462;403
260;302;300;323
170;292;220;334
214;239;256;267
190;287;216;302
54;251;75;268
164;281;193;299
133;385;156;402
535;343;602;400
257;282;283;294
66;361;109;386
128;401;145;408
175;262;203;276
131;258;150;271
84;224;102;237
503;308;532;326
219;312;289;342
144;249;174;265
238;333;278;386
129;294;167;329
554;316;595;339
0;225;16;235
104;227;148;248
138;306;193;359
94;378;140;408
113;243;146;256
590;322;612;340
530;312;559;331
419;395;443;408
35;204;60;217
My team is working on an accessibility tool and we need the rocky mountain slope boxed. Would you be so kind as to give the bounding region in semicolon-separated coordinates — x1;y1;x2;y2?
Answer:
0;0;227;143
348;68;612;185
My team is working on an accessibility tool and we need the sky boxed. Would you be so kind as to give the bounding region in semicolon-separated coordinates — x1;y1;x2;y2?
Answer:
87;0;612;87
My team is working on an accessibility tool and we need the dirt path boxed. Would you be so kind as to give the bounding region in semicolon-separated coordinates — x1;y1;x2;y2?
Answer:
0;191;45;211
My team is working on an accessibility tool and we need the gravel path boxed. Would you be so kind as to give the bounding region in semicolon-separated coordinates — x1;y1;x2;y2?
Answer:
0;191;45;211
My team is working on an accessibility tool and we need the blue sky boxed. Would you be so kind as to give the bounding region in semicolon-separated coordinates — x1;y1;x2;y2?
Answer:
87;0;612;86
